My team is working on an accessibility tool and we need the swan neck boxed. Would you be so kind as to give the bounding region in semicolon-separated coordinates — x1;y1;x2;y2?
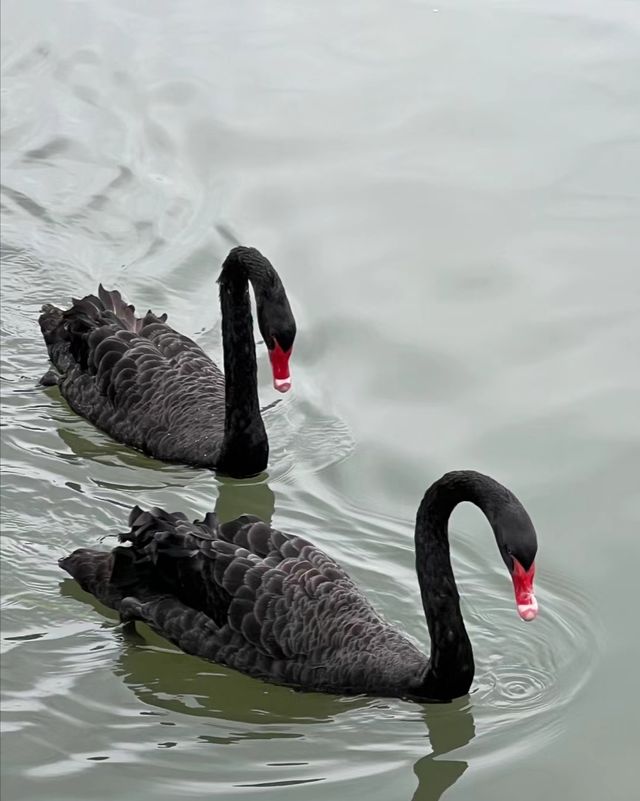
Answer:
217;254;266;477
414;474;494;699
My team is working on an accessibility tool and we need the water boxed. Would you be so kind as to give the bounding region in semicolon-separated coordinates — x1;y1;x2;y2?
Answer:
1;1;639;799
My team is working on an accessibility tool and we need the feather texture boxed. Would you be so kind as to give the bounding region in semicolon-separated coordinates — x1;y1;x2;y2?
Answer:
40;288;226;466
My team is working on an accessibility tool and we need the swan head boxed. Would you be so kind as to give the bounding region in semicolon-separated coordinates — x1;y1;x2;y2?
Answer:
222;244;297;393
254;271;296;393
492;501;539;621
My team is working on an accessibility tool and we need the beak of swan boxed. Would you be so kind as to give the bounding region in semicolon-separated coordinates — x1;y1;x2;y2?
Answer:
512;559;538;621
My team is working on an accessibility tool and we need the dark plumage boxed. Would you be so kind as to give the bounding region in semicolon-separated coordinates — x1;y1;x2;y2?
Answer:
59;471;539;701
39;247;296;478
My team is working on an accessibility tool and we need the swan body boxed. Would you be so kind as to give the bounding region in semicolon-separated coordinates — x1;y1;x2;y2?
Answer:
39;247;296;478
59;471;539;701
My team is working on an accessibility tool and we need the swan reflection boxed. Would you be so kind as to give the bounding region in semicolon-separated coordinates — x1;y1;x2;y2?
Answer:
412;699;475;801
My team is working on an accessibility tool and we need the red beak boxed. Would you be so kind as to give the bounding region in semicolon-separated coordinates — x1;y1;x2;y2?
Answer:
512;559;538;621
268;341;292;393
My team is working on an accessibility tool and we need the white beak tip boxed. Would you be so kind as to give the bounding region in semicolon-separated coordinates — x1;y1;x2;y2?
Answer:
273;377;291;393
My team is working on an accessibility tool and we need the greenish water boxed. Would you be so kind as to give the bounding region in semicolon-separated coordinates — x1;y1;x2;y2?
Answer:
1;1;639;799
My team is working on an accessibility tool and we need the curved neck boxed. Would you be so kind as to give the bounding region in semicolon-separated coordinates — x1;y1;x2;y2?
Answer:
216;249;269;477
414;471;512;700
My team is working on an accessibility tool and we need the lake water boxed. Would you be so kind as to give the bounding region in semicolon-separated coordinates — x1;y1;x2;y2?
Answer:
1;1;639;799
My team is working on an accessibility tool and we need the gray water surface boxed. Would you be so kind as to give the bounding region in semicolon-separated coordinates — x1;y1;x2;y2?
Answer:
2;2;639;800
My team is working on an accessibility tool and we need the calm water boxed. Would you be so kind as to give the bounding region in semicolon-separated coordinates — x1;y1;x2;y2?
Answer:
2;1;639;799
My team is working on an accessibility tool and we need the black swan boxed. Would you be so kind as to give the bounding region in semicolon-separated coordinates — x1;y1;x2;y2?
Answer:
59;470;538;701
39;247;296;478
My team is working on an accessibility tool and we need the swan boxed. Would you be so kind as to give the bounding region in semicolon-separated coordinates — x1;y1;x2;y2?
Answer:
59;470;538;701
39;247;296;478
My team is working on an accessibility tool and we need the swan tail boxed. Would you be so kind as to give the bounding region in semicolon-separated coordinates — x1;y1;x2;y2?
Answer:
60;541;223;660
38;303;72;376
58;545;148;610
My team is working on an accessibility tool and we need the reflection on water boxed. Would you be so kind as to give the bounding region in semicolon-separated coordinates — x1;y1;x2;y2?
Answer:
412;701;475;801
214;475;275;524
112;625;367;728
